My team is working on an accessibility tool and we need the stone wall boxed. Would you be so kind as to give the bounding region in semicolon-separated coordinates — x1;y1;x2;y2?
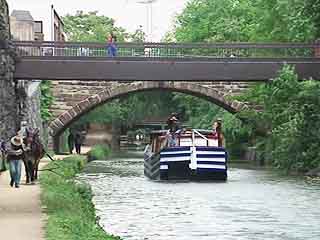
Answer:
0;0;18;142
22;81;44;139
50;80;252;118
9;10;44;142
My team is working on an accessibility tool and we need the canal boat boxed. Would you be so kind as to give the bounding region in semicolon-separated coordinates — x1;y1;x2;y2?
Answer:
144;129;228;181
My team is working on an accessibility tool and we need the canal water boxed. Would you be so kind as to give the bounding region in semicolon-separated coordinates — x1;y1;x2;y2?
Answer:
79;152;320;240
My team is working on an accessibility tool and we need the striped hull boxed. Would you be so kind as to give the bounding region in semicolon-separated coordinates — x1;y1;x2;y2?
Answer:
144;146;228;181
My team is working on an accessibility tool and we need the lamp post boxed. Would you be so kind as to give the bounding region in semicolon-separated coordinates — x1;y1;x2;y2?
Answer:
137;0;157;42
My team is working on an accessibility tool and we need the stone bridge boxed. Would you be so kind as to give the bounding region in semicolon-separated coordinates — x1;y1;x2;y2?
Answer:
1;1;320;149
49;81;250;137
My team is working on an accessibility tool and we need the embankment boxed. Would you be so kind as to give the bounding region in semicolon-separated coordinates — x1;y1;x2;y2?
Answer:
40;155;120;240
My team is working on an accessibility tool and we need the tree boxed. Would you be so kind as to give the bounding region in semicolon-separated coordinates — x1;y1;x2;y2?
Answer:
130;26;146;42
63;11;128;42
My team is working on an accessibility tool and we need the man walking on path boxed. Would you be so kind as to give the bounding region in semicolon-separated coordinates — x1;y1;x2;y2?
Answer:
6;135;24;188
74;131;84;154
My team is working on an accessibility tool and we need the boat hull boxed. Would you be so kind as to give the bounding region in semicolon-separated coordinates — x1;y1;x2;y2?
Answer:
144;146;228;181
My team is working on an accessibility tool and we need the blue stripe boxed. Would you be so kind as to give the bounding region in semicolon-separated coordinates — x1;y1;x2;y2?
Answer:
196;146;226;152
160;162;169;165
197;161;226;165
197;168;227;173
161;153;191;158
196;154;226;158
161;160;190;163
161;147;190;152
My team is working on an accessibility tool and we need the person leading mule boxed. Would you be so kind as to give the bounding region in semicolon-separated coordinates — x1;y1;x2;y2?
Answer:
6;134;24;188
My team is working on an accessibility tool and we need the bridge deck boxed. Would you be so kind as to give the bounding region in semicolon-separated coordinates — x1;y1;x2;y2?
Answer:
13;41;320;81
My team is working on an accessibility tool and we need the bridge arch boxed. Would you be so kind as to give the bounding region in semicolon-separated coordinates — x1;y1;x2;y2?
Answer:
49;81;247;137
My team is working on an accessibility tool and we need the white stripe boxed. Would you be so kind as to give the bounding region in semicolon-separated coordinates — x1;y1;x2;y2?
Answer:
160;156;190;162
197;164;226;169
196;151;226;155
160;151;191;155
160;165;168;170
197;158;226;163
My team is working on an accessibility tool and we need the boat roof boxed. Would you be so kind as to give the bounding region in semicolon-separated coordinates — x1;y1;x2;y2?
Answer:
150;129;212;135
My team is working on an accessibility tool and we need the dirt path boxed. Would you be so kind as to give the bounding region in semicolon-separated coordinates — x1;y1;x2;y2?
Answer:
0;147;90;240
0;160;48;240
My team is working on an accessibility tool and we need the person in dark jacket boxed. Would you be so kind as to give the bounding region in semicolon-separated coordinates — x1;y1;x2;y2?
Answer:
74;132;84;154
7;135;24;188
67;132;74;154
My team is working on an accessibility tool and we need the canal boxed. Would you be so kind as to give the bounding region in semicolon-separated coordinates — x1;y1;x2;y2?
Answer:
79;151;320;240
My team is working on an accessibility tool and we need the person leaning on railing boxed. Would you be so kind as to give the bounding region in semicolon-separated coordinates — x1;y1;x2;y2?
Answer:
212;119;224;147
106;32;117;57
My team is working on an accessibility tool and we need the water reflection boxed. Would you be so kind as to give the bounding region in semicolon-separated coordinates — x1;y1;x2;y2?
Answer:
79;152;320;240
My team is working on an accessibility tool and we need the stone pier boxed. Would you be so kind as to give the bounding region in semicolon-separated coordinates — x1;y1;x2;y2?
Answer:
0;0;18;141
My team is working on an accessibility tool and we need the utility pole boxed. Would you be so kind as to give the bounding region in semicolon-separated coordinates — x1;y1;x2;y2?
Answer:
137;0;157;42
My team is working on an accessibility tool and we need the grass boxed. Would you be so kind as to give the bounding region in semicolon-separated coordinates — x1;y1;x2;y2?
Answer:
87;144;111;161
40;156;120;240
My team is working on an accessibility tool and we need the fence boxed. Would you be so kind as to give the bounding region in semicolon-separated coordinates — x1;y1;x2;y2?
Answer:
14;41;320;59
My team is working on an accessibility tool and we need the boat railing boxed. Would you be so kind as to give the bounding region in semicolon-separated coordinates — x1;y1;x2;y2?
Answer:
192;129;209;144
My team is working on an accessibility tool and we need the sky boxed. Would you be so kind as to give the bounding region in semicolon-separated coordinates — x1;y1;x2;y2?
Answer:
6;0;189;41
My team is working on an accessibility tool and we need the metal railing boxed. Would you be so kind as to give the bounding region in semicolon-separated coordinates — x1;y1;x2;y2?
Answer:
13;41;320;59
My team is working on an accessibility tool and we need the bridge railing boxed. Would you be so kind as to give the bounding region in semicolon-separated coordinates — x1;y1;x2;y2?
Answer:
13;41;320;59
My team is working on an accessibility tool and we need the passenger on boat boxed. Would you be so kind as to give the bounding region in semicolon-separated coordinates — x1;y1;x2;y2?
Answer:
166;115;182;147
212;119;224;147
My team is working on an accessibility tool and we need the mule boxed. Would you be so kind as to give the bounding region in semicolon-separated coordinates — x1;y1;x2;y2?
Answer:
23;128;45;184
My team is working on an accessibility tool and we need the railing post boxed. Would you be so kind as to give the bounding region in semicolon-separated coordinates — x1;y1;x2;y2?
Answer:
315;39;320;58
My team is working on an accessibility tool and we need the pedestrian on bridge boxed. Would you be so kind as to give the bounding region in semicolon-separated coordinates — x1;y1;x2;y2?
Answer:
107;32;117;57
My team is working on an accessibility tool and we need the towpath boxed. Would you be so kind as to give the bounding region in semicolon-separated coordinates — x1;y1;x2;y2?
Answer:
0;147;90;240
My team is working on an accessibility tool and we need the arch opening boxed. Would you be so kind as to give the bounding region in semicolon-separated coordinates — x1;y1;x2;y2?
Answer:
49;82;247;138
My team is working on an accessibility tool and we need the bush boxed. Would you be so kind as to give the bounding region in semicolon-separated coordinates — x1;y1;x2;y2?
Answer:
235;65;320;173
87;145;111;161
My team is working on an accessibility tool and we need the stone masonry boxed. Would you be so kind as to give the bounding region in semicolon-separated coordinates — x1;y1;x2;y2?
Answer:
50;80;252;119
0;0;18;141
49;81;250;137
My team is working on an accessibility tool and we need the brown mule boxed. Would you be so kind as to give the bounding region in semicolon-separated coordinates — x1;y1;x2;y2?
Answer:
23;128;45;184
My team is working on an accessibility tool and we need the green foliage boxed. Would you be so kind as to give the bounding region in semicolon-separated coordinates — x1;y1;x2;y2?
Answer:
63;11;128;42
130;26;146;42
175;0;256;42
88;145;112;161
40;81;54;122
76;91;178;129
236;65;320;173
168;0;320;167
173;0;320;42
40;156;120;240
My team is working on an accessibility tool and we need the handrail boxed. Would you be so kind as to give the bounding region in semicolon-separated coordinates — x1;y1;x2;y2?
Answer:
13;40;319;49
13;40;319;59
193;129;209;142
